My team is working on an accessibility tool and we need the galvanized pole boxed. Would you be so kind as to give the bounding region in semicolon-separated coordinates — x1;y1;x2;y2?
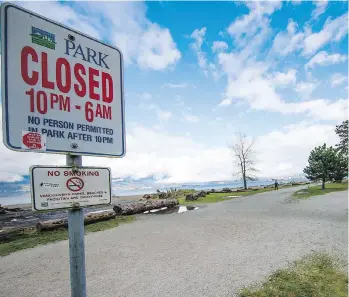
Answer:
67;155;86;297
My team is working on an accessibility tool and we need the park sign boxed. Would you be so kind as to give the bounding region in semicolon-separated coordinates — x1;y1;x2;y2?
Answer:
30;166;112;211
1;3;125;157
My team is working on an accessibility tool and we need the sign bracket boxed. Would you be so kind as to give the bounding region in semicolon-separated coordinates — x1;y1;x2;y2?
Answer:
68;154;80;174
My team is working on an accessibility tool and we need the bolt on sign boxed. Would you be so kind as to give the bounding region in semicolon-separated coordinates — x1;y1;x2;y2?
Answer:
1;3;125;157
30;166;112;211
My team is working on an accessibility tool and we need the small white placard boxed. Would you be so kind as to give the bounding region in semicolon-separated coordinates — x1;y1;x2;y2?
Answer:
30;166;112;211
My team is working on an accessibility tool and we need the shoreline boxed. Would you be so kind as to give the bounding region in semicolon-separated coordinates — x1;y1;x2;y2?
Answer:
0;182;311;233
0;179;307;207
1;180;308;209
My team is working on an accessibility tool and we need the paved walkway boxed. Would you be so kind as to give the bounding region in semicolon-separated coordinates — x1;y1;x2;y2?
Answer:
0;187;347;297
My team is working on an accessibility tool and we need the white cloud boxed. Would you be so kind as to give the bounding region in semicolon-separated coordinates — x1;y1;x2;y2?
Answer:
272;13;348;56
115;121;346;181
137;24;181;70
272;19;305;56
218;2;278;78
190;27;209;73
301;98;348;121
214;3;346;123
100;125;232;183
305;51;347;70
303;13;348;55
212;41;228;52
295;81;318;98
21;1;181;71
272;69;297;86
0;120;340;183
190;27;207;51
256;122;339;178
183;114;200;123
190;27;220;79
218;62;346;121
311;0;328;20
331;73;347;87
227;1;282;47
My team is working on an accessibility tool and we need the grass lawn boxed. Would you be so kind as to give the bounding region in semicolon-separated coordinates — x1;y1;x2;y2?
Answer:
238;253;348;297
0;216;135;257
178;187;281;205
293;182;348;200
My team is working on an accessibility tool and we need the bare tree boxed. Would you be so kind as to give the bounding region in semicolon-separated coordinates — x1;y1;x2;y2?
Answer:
229;133;258;190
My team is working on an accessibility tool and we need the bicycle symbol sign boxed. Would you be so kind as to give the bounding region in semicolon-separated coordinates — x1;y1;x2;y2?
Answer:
66;177;84;192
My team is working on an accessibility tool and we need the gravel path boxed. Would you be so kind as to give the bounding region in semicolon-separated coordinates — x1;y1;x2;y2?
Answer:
0;186;347;297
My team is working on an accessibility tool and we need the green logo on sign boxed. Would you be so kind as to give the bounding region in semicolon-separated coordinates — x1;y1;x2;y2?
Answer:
30;27;56;50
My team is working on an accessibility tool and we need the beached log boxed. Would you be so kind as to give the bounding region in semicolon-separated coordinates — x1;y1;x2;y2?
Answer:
36;210;116;232
113;199;178;215
36;218;68;232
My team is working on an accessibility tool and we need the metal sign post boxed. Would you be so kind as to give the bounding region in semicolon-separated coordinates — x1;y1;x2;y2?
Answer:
68;208;86;297
67;155;86;297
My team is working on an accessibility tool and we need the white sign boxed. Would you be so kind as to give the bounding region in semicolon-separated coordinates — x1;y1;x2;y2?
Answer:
30;166;112;211
1;3;125;157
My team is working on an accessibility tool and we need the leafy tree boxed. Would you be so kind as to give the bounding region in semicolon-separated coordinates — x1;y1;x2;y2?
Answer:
230;133;258;190
333;152;348;183
303;144;338;189
335;120;348;156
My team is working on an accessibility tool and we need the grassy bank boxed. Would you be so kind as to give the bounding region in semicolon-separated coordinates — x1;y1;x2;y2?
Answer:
238;253;348;297
293;182;348;200
178;185;293;205
0;216;135;257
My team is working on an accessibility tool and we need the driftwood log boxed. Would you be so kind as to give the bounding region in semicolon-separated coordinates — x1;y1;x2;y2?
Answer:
113;199;178;215
36;210;116;232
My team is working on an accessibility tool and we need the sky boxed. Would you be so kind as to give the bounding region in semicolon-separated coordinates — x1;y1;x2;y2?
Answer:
0;0;348;184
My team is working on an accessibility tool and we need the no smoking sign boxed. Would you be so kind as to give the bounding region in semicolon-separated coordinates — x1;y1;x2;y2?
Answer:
66;177;84;192
30;166;111;210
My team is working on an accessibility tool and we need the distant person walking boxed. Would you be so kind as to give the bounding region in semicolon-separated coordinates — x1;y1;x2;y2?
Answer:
274;180;279;190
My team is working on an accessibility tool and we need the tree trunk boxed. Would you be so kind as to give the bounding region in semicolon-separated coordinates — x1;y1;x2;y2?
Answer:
242;162;247;190
36;210;116;232
322;179;325;190
113;199;178;216
242;170;247;189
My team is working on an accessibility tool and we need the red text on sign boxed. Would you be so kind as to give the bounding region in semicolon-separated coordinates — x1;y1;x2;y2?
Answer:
21;46;114;104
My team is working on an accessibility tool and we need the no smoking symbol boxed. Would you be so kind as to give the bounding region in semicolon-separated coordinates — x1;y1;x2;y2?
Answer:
66;177;84;192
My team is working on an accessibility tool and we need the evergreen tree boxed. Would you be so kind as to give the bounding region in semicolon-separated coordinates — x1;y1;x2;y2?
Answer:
303;144;338;189
335;120;348;156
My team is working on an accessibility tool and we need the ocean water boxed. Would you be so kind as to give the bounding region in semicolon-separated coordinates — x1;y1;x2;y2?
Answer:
0;178;301;206
112;179;279;196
